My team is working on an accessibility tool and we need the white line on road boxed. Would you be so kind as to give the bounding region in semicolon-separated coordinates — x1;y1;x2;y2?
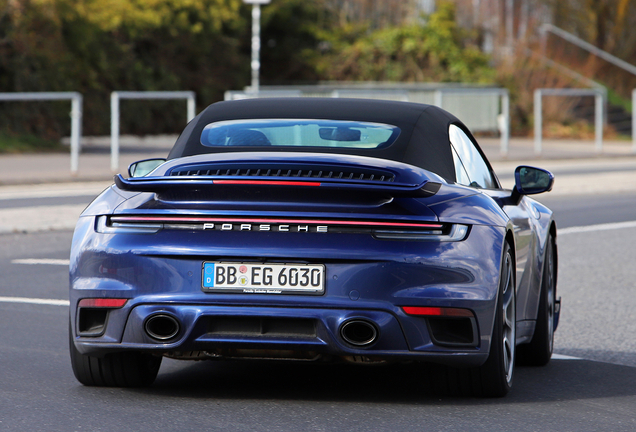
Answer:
552;353;582;360
11;258;70;265
559;220;636;235
0;204;85;233
0;296;69;306
0;182;111;200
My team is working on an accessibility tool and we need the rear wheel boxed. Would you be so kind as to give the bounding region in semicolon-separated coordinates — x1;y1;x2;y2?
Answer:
69;324;162;387
474;242;516;397
518;233;556;366
434;243;516;397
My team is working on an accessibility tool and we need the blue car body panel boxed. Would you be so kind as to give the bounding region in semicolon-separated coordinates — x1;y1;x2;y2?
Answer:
71;211;503;366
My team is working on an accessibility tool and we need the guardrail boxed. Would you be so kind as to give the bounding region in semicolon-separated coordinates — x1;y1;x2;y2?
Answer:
0;92;83;174
534;88;605;155
110;91;196;171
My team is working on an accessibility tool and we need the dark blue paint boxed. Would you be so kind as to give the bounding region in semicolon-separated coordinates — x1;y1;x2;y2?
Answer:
70;152;554;369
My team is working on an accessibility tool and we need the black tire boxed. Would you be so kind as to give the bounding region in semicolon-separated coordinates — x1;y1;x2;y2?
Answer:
474;241;516;397
517;233;556;366
69;324;162;387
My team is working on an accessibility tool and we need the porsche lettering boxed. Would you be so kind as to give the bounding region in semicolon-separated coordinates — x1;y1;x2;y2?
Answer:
202;223;328;232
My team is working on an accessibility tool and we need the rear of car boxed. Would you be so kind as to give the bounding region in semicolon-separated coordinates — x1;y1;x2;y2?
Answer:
69;100;527;396
71;151;507;357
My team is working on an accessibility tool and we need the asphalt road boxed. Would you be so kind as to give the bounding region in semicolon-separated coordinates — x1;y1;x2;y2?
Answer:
1;190;636;431
537;192;636;229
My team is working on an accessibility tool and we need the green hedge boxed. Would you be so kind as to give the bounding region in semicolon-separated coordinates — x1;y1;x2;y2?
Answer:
0;0;493;144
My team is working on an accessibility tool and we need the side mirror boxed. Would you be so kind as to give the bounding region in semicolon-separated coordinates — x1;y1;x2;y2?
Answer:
508;166;554;205
128;158;166;178
515;166;554;195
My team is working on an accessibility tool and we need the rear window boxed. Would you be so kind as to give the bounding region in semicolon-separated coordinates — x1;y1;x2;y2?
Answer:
200;119;400;149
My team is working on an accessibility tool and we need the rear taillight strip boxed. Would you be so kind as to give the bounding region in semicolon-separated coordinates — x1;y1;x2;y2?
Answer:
109;216;444;229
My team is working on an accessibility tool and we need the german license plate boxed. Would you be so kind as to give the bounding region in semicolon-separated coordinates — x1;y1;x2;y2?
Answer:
202;262;325;294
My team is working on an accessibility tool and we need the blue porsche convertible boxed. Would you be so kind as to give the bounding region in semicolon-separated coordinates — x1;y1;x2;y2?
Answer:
69;98;559;397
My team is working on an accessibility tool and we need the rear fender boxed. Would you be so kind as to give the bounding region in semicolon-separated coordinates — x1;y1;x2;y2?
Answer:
427;189;509;227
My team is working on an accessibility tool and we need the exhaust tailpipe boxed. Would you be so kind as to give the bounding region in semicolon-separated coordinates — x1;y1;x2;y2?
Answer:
340;320;378;347
145;314;180;341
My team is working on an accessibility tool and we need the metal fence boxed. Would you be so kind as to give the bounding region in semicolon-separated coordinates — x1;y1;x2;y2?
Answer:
110;91;196;171
534;88;605;155
1;84;631;174
0;92;83;173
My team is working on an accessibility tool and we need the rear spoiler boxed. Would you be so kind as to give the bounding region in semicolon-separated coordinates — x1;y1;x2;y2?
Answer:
114;174;442;198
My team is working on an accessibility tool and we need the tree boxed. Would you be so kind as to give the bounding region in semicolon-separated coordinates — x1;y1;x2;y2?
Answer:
0;0;248;137
315;1;494;83
542;0;636;99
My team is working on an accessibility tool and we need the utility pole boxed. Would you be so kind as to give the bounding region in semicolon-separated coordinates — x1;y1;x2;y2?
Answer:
243;0;271;94
506;0;514;56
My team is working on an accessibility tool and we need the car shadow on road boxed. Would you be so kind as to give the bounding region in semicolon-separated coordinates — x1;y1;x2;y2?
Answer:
142;356;636;403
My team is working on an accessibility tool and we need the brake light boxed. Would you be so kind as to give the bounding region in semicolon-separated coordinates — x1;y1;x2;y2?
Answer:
78;298;128;308
402;306;474;317
213;180;321;186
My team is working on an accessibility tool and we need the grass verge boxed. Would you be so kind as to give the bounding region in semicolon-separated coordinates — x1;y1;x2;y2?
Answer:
0;132;67;153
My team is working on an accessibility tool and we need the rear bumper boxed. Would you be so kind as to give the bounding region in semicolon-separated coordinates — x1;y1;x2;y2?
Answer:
72;302;490;367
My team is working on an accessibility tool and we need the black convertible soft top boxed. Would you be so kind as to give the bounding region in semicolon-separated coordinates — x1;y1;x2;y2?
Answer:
167;98;476;182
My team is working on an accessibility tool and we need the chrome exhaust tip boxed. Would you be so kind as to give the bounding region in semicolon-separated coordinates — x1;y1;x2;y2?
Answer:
144;314;180;341
340;319;378;347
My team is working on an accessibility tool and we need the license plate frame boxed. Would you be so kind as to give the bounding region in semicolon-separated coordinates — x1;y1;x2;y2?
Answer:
202;262;325;295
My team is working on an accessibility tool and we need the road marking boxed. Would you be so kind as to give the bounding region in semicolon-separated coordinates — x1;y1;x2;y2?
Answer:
559;220;636;235
0;296;69;306
552;353;582;360
0;181;111;200
11;258;70;265
0;204;85;233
